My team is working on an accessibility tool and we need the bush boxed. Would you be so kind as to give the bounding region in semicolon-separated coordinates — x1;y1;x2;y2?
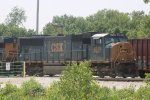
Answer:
112;85;135;100
21;78;45;97
46;82;65;100
91;86;113;100
0;83;22;100
144;73;150;85
59;61;93;99
47;61;102;99
136;86;150;100
2;63;150;99
135;73;150;100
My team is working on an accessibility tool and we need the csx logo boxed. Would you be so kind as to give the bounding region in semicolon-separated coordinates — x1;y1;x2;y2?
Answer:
51;43;64;52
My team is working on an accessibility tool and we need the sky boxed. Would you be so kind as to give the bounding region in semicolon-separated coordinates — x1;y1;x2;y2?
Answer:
0;0;149;33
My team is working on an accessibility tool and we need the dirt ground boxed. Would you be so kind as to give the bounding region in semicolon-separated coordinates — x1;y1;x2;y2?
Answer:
0;76;144;90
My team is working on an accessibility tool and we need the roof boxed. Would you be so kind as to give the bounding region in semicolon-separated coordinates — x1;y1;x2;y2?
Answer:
92;33;109;39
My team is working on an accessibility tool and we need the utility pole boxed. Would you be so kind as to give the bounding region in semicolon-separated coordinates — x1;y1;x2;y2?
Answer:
36;0;39;34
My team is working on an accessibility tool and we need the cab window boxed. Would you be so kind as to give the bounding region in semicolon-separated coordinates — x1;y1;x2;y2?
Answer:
94;39;102;45
105;37;115;45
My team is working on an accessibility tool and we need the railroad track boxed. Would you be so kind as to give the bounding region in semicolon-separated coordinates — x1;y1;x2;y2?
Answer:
94;77;150;82
47;75;150;82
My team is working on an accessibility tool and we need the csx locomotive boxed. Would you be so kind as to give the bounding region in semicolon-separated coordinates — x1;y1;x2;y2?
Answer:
0;32;137;78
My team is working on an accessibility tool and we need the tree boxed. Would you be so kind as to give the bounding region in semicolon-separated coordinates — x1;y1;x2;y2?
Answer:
86;9;130;34
0;24;28;37
3;6;35;37
26;29;36;36
0;24;6;36
127;11;148;38
43;9;150;38
143;0;150;3
5;6;26;27
43;15;87;35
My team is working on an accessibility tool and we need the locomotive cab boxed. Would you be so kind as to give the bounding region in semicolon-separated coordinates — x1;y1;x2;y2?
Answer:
91;33;108;61
91;33;128;61
91;33;137;78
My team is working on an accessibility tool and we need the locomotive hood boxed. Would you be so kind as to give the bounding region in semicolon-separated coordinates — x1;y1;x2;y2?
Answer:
111;42;134;62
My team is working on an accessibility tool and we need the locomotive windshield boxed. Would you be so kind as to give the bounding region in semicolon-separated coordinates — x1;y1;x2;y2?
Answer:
92;33;128;45
105;35;127;45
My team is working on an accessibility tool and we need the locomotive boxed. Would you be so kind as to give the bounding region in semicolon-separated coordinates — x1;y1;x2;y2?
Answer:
0;32;137;78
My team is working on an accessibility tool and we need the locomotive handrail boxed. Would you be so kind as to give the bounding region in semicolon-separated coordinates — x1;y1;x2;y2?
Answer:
3;49;87;63
114;51;121;68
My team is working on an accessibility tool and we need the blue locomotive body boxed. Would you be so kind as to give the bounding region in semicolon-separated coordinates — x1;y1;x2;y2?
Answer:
0;32;137;77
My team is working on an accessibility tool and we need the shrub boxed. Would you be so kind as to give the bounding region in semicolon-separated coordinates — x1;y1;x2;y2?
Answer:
0;83;22;100
144;73;150;85
136;86;150;100
59;61;93;99
46;82;65;100
136;73;150;100
113;85;135;100
21;78;45;97
90;85;113;100
46;61;101;99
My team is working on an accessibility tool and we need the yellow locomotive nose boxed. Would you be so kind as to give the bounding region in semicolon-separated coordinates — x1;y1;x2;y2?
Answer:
111;42;134;63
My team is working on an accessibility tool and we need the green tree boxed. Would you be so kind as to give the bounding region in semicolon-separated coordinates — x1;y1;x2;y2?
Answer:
43;22;58;36
44;9;130;35
143;0;150;3
26;29;36;36
43;9;150;38
86;9;130;34
0;23;35;37
127;11;146;38
43;15;87;35
2;6;36;37
5;6;26;27
0;24;7;36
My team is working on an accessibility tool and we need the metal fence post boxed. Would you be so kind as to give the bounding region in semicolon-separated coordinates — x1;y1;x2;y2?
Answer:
23;62;26;77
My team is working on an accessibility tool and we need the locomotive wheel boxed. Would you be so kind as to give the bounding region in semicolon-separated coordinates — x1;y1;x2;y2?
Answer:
131;73;137;78
49;74;54;77
99;74;104;78
122;74;126;78
110;71;116;78
139;71;145;78
111;74;116;78
38;72;44;77
99;75;104;78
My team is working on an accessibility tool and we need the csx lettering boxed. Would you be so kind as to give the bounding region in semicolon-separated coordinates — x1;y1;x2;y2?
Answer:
51;43;64;52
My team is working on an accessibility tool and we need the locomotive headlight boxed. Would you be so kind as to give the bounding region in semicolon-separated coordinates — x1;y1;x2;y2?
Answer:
134;59;136;61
